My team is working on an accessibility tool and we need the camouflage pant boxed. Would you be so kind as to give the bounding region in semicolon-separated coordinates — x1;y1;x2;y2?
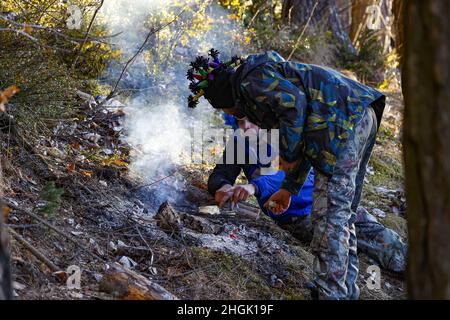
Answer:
310;107;377;300
277;207;407;273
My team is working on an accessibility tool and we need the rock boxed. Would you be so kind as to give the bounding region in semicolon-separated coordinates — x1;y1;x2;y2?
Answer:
119;256;137;269
83;133;101;143
12;281;26;291
198;205;220;215
108;241;117;252
366;166;375;175
76;90;96;105
93;273;103;283
373;208;387;218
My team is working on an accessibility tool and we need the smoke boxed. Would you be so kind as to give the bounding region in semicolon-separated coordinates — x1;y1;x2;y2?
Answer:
98;0;249;207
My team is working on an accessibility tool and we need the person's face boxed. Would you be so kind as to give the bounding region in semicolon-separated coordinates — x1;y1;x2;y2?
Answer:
237;117;259;133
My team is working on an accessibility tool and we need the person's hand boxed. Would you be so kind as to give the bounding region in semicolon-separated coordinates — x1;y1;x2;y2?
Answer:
215;184;234;208
264;189;291;215
231;184;256;205
279;157;299;172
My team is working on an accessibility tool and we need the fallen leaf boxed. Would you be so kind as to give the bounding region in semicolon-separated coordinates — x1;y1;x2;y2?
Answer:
114;159;128;167
2;205;11;220
81;170;93;178
23;24;33;34
53;271;68;283
67;163;75;173
72;142;81;150
0;85;20;112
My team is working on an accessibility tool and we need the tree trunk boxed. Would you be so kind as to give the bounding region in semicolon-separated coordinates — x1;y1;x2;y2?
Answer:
0;203;12;300
402;0;450;299
282;0;355;53
392;0;404;65
336;0;352;34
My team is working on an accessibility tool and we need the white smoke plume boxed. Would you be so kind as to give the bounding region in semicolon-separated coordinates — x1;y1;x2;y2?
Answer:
98;0;249;207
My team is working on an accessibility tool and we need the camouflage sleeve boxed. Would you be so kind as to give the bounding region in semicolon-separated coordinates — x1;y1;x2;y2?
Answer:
242;65;311;195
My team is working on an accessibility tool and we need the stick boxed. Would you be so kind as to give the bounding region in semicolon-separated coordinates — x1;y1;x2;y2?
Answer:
287;0;319;60
99;262;178;300
6;202;104;261
102;8;186;103
130;172;175;191
8;227;60;272
71;0;105;69
0;13;118;44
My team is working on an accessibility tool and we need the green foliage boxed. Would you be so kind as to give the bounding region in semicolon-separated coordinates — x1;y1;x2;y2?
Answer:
336;29;386;86
39;181;64;219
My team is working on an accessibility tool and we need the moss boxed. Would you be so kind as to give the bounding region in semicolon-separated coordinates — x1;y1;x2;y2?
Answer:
189;247;273;299
186;246;312;300
368;151;404;189
380;213;408;239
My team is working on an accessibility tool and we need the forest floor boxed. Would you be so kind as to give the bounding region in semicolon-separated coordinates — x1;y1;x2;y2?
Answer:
1;88;406;300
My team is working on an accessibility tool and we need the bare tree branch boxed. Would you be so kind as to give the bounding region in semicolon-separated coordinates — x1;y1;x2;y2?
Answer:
0;27;72;52
71;0;105;69
103;8;186;103
0;13;119;44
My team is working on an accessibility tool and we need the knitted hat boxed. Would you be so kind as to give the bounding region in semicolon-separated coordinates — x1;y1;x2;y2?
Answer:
187;48;243;109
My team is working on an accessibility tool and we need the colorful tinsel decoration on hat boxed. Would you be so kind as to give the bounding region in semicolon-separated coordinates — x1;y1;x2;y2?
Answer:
187;48;243;108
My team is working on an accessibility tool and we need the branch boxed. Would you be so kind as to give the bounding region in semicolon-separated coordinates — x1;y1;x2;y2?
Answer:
8;227;61;272
287;0;319;60
103;8;186;103
6;201;104;261
71;0;105;69
0;27;72;52
0;13;118;45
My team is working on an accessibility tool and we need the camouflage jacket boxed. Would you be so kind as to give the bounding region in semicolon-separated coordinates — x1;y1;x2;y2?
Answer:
230;51;385;195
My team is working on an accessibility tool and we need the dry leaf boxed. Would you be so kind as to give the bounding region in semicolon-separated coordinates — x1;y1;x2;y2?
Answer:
114;159;128;167
72;142;81;150
67;163;75;173
81;170;93;178
2;205;12;220
0;85;20;112
23;25;33;34
53;271;68;283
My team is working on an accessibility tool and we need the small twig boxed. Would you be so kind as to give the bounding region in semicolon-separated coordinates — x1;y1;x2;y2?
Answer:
0;27;72;52
130;172;175;191
8;227;61;272
287;0;319;60
102;8;186;104
71;0;105;69
6;202;104;261
6;224;39;229
135;225;155;267
0;13;118;44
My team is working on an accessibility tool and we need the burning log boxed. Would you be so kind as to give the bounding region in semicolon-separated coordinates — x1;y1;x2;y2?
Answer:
99;262;178;300
155;202;183;234
155;202;222;235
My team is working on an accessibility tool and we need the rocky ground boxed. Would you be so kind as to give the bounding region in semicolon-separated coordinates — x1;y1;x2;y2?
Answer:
0;89;406;300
